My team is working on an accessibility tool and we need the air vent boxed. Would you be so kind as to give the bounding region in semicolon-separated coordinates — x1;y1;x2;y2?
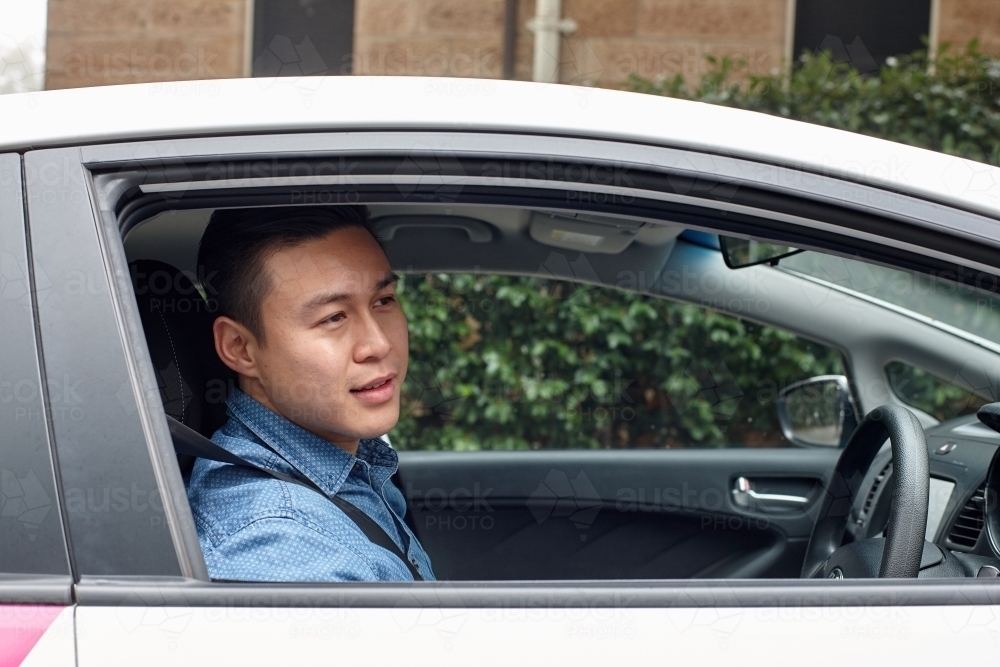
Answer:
947;483;987;550
862;462;893;519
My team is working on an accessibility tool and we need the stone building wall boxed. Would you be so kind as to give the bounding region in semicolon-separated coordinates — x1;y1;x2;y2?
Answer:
350;0;1000;83
353;0;506;78
43;0;1000;90
938;0;1000;56
45;0;248;90
555;0;788;86
350;0;788;86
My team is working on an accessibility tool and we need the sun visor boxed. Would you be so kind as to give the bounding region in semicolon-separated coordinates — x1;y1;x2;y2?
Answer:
529;211;644;254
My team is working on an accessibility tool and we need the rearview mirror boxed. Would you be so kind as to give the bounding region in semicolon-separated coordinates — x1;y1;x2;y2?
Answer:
720;235;802;269
777;375;858;447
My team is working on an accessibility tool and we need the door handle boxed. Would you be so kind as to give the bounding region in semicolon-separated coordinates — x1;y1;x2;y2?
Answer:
731;476;809;510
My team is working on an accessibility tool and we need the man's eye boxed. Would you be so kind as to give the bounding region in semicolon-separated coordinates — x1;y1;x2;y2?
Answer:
376;295;396;307
325;313;346;324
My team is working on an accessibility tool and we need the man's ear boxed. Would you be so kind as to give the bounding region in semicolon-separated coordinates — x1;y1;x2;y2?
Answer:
213;316;262;379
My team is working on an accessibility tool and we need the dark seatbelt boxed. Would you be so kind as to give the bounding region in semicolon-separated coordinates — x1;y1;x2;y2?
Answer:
168;416;424;581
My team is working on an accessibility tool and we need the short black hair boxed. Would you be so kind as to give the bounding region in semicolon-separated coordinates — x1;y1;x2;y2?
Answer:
197;205;379;342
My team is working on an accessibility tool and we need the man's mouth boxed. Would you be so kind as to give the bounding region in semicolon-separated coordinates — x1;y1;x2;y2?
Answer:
350;374;396;404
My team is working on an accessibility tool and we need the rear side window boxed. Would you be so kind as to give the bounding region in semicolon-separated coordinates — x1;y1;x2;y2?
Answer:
885;361;988;422
395;273;845;450
0;153;71;575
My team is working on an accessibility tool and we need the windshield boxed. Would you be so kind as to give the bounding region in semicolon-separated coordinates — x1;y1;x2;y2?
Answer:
778;251;1000;351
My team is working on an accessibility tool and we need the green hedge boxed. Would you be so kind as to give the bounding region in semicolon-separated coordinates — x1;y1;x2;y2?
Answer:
626;41;1000;164
395;274;843;451
393;43;997;451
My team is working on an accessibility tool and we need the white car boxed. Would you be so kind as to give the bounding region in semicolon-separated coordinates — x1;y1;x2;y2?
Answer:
2;76;1000;665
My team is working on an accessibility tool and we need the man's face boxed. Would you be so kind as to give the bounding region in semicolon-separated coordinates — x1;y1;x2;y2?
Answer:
241;227;408;449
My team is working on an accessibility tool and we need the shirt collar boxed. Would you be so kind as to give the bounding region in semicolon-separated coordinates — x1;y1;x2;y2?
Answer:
225;387;398;495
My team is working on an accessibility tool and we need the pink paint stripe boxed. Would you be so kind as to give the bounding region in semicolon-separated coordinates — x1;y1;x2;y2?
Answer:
0;605;64;667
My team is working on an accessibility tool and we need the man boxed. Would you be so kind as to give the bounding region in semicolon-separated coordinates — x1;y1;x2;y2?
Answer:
186;205;435;582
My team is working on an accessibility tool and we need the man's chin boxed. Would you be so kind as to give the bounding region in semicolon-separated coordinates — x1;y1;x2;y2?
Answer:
358;419;400;441
332;410;400;443
271;398;398;445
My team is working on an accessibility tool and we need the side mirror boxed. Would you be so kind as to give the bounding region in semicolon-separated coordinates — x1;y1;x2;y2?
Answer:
719;235;802;269
777;375;858;448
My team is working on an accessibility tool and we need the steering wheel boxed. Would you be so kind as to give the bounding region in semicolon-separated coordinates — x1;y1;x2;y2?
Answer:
800;404;929;578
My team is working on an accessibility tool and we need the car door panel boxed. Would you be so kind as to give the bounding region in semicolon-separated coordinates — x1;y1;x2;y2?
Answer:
23;147;199;578
410;497;792;580
0;152;76;666
75;582;1000;666
397;448;839;580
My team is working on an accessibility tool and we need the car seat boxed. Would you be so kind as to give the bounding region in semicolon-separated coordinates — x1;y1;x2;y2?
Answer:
129;259;235;477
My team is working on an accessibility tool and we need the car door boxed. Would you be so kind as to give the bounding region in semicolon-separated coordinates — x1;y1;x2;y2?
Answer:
0;152;75;667
394;252;845;580
20;120;1000;664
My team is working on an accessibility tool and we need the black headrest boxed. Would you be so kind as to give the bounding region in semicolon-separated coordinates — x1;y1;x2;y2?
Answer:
130;259;234;440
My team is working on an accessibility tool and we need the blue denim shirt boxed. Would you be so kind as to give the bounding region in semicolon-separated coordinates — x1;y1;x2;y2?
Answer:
186;388;435;582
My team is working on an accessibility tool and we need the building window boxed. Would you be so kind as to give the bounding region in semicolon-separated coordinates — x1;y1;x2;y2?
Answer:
793;0;932;72
252;0;355;77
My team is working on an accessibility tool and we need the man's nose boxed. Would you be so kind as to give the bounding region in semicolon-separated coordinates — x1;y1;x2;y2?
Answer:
353;311;392;361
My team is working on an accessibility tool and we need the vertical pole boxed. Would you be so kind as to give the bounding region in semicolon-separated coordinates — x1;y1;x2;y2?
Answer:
503;0;518;80
783;0;797;70
528;0;575;83
533;0;560;83
243;0;257;77
928;0;941;60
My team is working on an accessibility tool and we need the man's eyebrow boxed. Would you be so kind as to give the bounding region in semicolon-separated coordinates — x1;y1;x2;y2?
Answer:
376;272;400;291
302;290;350;311
301;273;399;312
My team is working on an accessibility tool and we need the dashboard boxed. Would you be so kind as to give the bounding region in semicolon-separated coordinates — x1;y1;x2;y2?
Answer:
850;413;999;558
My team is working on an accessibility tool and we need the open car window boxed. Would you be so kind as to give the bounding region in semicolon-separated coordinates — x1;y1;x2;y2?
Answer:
397;271;845;450
112;195;1000;583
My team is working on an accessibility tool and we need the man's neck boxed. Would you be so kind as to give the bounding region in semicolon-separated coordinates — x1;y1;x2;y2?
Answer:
239;378;361;457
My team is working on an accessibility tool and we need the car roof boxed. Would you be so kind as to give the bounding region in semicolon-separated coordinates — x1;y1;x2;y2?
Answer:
4;75;1000;220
